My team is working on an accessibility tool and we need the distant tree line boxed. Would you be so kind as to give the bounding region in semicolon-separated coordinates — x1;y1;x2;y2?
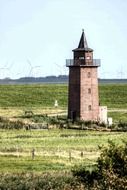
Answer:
0;76;127;84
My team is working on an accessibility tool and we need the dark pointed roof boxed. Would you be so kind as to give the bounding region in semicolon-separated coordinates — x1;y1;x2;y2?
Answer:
73;30;93;52
78;29;88;48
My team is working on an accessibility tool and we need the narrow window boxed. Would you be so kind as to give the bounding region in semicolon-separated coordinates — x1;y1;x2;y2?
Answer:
79;57;84;60
86;56;91;60
88;72;91;78
88;105;92;111
88;88;91;94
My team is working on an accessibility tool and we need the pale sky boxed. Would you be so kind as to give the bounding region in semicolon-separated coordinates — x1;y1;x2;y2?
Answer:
0;0;127;79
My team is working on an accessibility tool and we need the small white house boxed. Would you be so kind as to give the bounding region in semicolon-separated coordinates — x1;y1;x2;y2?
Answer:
99;106;107;124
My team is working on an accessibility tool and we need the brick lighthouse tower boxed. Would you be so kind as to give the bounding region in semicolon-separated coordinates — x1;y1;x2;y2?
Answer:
66;30;101;121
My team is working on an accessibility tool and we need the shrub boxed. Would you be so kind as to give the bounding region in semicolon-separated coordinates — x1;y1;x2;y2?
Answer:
72;141;127;189
118;121;127;131
0;173;84;190
0;118;24;129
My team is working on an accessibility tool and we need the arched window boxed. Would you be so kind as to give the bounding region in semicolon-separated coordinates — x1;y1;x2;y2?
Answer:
86;56;91;60
88;105;92;111
88;88;91;94
88;72;91;78
79;57;84;60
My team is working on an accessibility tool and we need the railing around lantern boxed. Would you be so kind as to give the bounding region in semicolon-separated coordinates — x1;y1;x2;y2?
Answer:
66;59;101;67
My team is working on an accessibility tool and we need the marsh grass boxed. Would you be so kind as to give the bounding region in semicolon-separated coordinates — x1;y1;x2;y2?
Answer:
0;129;126;173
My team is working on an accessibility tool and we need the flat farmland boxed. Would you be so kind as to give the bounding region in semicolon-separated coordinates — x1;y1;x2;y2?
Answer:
0;129;126;173
0;83;127;173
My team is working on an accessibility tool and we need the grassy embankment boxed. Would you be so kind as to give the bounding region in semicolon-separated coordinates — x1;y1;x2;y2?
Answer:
99;83;127;122
0;83;127;121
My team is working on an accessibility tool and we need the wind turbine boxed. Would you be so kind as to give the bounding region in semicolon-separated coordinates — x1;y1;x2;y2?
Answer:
27;59;41;77
0;62;14;79
100;71;111;79
116;66;125;79
54;63;68;76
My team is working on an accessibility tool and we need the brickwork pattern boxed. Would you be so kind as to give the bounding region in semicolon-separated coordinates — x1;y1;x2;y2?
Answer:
68;67;80;119
80;67;99;121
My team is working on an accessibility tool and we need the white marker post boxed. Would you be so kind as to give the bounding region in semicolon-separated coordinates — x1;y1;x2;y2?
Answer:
54;100;58;108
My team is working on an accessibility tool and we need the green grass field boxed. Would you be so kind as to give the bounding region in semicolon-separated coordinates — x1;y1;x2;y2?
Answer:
99;83;127;109
0;83;127;109
0;83;127;173
0;84;67;108
0;83;127;121
0;129;126;173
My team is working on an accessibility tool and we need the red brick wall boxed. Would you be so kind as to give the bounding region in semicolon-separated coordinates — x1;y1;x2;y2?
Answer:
68;66;99;121
68;67;80;119
80;67;99;121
